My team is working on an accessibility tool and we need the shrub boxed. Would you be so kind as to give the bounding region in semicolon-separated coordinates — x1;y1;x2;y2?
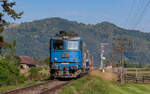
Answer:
44;66;49;70
28;67;50;81
0;59;25;86
28;67;42;81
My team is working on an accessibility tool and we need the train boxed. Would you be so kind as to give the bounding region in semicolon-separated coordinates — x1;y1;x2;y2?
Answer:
49;31;93;79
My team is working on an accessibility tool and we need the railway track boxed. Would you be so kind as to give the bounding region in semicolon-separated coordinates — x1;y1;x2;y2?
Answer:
2;72;88;94
2;79;74;94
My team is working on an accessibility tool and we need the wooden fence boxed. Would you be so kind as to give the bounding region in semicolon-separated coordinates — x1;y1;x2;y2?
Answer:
125;74;150;83
125;68;150;83
112;68;150;83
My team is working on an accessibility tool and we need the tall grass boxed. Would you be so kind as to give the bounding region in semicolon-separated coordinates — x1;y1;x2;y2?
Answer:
60;75;108;94
60;73;150;94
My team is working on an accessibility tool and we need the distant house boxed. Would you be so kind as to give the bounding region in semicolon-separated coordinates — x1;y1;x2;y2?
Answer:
19;56;42;69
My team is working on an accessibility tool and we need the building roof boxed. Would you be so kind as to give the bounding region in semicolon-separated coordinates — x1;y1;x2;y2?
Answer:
19;56;42;66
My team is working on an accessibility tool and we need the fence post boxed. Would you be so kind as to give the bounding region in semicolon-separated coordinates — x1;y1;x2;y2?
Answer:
143;76;144;83
136;68;138;78
124;68;126;83
136;68;138;83
120;67;125;84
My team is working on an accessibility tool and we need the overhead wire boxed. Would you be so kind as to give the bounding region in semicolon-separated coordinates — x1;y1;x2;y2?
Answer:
123;0;143;29
132;0;150;29
127;0;145;29
124;0;135;28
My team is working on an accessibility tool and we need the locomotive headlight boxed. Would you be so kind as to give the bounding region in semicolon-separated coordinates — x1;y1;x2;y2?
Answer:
54;57;57;61
73;58;76;61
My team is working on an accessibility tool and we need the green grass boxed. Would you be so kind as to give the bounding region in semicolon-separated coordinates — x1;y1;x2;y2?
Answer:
0;81;41;93
108;82;150;94
60;74;150;94
60;75;109;94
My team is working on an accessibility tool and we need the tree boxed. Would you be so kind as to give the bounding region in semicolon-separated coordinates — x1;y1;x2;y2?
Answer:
0;0;23;54
5;40;20;65
0;59;25;86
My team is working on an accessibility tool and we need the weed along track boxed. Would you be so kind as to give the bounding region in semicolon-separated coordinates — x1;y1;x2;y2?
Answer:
2;80;74;94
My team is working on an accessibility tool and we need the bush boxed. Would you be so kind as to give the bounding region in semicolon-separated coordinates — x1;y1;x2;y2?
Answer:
28;67;42;81
28;67;50;81
44;66;49;70
0;59;25;86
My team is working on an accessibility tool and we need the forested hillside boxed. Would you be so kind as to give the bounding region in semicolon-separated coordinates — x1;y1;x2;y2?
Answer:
3;17;150;65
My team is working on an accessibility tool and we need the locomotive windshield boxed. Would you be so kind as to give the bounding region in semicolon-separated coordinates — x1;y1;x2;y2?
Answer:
67;41;79;50
53;40;64;50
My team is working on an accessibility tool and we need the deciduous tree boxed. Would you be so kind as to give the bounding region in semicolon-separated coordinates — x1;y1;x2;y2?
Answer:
0;0;23;54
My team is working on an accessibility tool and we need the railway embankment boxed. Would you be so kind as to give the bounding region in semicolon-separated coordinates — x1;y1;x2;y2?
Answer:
2;80;73;94
60;70;150;94
2;70;150;94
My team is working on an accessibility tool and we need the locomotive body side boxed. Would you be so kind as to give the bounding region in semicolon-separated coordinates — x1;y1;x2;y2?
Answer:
49;37;83;78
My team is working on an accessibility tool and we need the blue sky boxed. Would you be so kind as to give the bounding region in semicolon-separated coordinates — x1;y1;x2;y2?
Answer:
9;0;150;32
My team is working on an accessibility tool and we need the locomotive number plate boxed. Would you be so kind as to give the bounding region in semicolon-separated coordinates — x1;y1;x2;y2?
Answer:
62;63;69;64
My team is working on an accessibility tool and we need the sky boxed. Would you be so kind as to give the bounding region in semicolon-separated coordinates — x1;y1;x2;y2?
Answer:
7;0;150;32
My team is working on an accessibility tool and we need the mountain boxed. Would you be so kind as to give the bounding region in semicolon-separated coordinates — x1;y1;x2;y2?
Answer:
3;17;150;65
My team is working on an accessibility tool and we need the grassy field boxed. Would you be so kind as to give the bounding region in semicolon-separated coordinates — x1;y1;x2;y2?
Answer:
60;71;150;94
60;75;108;94
107;81;150;94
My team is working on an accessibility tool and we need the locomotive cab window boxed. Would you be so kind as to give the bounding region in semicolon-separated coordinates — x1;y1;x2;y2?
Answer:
53;40;64;50
67;41;79;50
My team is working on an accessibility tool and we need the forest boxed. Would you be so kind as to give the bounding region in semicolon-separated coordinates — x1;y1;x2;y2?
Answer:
3;17;150;65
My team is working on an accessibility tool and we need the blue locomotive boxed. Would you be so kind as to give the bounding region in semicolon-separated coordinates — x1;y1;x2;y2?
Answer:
49;31;92;79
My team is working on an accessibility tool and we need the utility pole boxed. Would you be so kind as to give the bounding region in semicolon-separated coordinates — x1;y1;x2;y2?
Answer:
100;43;109;72
112;37;132;84
111;51;116;67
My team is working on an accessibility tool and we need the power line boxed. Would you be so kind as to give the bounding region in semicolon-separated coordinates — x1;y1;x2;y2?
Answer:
124;0;144;29
124;0;135;28
128;0;145;29
132;0;150;29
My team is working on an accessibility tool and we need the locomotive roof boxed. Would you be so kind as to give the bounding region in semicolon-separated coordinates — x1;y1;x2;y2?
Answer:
52;31;81;40
52;36;81;40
